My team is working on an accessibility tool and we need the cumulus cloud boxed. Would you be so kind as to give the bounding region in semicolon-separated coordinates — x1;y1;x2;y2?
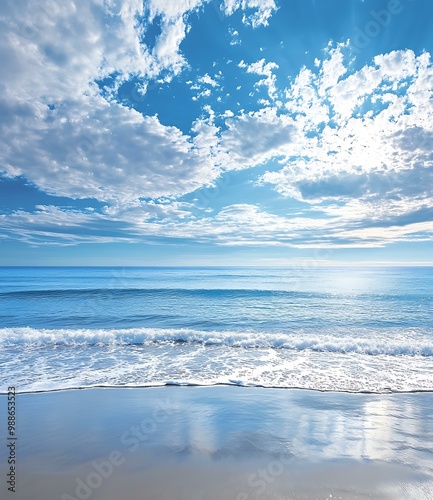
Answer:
0;0;282;210
239;58;279;99
259;46;433;245
191;73;221;100
219;107;298;169
223;0;278;27
0;0;221;205
147;0;204;20
199;74;220;87
229;28;241;45
153;16;189;76
0;0;151;95
0;96;219;202
145;0;209;78
1;1;432;251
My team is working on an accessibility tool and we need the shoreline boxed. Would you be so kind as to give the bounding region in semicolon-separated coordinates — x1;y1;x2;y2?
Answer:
3;383;433;396
1;387;433;499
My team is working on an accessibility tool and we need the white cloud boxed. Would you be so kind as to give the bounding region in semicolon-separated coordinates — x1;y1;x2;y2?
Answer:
0;205;122;246
220;107;299;169
258;46;433;246
3;193;433;249
223;0;278;27
1;1;432;251
199;88;212;98
0;0;222;204
229;28;241;45
191;73;221;99
147;0;204;21
318;45;348;95
240;58;279;99
199;74;220;87
0;0;280;210
0;96;219;202
154;16;189;76
0;202;333;247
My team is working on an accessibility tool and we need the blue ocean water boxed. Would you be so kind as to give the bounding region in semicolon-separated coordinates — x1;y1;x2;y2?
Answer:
1;266;432;393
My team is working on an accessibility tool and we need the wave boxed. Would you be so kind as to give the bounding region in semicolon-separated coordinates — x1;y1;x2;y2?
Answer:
1;327;432;357
0;287;416;300
0;287;316;298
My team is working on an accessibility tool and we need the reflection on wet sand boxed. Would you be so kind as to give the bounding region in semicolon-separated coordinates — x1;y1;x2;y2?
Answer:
1;387;432;500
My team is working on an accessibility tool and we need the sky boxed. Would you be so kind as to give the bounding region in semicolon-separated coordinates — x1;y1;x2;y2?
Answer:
1;0;433;265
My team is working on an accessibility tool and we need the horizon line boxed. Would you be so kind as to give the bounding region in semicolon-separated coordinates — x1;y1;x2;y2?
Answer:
1;262;433;268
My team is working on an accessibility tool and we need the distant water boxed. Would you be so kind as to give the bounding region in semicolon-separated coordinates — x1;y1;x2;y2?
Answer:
1;266;432;393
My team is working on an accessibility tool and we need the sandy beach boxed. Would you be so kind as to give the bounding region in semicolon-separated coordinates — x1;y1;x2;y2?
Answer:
1;387;432;499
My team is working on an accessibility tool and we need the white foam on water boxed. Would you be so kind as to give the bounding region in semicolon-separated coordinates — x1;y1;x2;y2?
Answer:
1;327;433;393
1;326;433;356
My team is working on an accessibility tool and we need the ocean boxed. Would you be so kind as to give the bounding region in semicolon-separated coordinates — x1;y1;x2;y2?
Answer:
1;266;432;394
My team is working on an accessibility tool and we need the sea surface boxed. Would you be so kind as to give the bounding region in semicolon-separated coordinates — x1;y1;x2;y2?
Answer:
1;266;432;394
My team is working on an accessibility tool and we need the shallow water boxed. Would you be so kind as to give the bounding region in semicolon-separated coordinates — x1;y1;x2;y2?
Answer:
1;266;433;393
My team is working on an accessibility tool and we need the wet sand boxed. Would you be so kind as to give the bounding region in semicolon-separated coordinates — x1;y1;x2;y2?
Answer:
1;387;432;499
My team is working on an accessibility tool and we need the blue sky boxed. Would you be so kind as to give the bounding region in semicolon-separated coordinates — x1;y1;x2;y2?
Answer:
1;0;433;265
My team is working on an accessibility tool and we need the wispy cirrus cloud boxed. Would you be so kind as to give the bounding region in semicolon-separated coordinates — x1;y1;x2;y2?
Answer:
4;198;433;250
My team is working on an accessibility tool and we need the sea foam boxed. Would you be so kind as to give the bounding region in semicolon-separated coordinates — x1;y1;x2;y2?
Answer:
1;326;432;357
